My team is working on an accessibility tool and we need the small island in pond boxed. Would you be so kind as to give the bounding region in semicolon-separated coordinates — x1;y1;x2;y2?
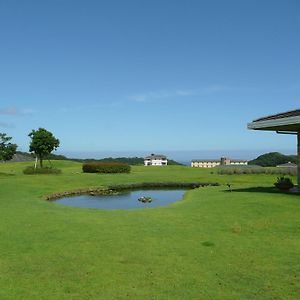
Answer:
138;196;153;203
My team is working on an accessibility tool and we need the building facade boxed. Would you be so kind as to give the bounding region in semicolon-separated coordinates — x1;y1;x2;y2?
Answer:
191;157;248;168
144;154;168;166
276;162;297;168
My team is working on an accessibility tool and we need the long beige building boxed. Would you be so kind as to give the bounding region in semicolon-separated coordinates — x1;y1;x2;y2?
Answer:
191;157;248;168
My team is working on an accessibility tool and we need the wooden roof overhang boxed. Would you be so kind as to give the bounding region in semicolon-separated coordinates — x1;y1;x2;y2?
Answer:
248;108;300;191
248;109;300;132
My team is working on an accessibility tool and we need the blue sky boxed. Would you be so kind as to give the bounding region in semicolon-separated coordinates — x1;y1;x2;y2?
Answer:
0;0;299;160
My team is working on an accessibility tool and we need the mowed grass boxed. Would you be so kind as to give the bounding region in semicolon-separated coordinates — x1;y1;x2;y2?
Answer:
0;161;299;299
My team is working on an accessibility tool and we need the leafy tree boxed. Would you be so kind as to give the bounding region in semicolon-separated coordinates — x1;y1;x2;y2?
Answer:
0;133;17;162
28;128;60;168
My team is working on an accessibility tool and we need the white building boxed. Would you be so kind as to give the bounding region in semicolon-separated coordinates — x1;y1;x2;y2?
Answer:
276;162;297;168
144;154;168;166
191;157;248;168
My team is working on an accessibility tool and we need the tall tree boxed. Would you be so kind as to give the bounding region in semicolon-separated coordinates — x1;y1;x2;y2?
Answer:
28;128;60;168
0;133;17;162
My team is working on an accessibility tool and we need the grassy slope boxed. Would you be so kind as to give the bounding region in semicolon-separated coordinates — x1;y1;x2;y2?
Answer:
0;161;299;299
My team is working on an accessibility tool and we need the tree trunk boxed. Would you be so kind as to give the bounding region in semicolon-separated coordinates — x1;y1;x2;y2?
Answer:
39;155;43;168
297;131;300;191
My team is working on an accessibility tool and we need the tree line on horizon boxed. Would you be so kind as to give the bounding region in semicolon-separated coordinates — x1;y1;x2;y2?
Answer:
2;129;296;168
1;129;181;166
12;152;182;166
10;150;297;167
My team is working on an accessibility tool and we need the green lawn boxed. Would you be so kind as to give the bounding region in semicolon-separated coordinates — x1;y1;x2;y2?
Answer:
0;161;299;299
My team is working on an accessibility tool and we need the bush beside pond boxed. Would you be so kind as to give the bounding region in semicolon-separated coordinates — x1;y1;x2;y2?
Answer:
23;166;62;175
108;182;220;190
82;162;131;173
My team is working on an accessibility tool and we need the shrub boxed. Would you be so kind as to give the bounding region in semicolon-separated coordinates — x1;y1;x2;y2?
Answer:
108;182;220;190
82;162;131;174
217;166;263;175
216;165;297;176
23;166;61;175
274;176;294;191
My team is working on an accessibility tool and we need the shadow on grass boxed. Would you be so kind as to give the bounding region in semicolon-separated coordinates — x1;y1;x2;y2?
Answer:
224;186;300;196
0;172;15;177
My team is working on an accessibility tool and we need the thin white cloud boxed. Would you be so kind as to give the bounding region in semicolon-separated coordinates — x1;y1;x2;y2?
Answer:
0;106;35;116
0;107;18;115
129;85;241;102
0;121;14;128
272;84;300;93
130;91;175;102
175;89;197;96
21;108;35;115
0;106;33;129
202;85;236;93
58;101;123;113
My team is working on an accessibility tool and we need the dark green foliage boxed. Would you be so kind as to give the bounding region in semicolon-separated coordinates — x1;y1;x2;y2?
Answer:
166;159;183;165
0;133;17;162
108;182;220;190
82;162;131;173
0;172;15;177
249;152;297;167
44;153;68;160
274;176;294;190
23;166;62;175
28;128;60;168
217;165;297;176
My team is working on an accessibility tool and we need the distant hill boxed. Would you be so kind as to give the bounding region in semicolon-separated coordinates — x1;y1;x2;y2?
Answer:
248;152;297;167
9;152;182;165
9;151;35;162
8;151;67;163
77;157;144;165
74;157;182;165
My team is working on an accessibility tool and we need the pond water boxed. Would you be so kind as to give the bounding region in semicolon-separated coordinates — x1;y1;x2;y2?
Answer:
54;189;187;210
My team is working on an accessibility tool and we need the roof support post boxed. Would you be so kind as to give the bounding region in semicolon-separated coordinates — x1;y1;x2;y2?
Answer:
298;131;300;191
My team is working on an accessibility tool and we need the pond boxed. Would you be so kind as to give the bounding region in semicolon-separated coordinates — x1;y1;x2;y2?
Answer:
54;189;187;210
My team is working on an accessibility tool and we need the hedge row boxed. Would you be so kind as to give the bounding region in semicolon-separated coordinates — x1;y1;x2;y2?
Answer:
108;182;220;190
216;165;297;176
82;162;131;173
23;166;62;175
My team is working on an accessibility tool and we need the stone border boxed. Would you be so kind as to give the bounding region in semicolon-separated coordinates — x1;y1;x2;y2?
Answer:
45;187;113;201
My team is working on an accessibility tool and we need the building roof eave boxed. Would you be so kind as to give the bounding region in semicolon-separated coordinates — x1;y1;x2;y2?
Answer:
248;115;300;131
